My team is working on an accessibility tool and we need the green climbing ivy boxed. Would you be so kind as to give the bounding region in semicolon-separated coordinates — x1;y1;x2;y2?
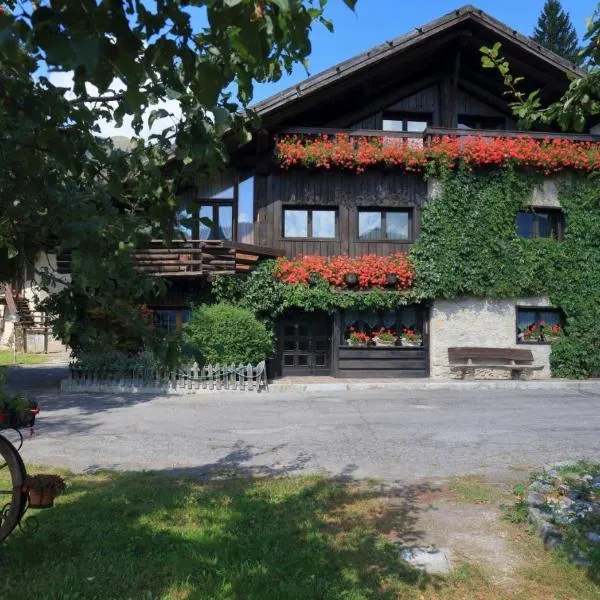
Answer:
211;261;422;325
411;165;600;378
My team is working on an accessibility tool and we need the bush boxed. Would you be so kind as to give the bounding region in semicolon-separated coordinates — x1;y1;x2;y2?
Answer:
184;303;273;365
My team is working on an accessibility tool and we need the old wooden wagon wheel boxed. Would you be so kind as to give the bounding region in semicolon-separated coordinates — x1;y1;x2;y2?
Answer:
0;432;27;543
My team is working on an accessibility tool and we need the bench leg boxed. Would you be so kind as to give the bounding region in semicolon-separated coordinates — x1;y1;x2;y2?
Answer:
464;367;475;380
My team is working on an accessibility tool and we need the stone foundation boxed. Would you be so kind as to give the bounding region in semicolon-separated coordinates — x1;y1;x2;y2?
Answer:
429;296;552;379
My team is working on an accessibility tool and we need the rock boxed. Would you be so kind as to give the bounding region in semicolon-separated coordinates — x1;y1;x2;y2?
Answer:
399;546;452;575
571;554;591;568
529;481;554;494
584;531;600;544
540;522;563;550
527;491;547;508
529;507;551;531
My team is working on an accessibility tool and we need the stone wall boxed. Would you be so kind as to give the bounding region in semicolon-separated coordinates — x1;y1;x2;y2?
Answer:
429;297;553;379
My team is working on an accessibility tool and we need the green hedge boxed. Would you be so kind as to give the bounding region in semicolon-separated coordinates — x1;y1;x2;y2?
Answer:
184;303;273;365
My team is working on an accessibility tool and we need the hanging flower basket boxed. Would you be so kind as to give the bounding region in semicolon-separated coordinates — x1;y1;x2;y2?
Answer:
344;272;359;287
385;273;398;287
24;474;66;509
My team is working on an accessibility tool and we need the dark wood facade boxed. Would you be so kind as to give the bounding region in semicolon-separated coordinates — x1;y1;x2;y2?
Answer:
254;170;427;258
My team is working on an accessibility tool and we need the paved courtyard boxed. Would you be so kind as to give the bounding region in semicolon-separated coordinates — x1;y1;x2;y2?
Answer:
5;365;600;482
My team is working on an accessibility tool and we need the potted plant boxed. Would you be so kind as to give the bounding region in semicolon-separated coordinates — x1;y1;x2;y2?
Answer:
24;474;66;508
0;394;39;429
540;322;563;342
346;330;370;347
372;328;397;347
519;324;541;342
400;328;423;347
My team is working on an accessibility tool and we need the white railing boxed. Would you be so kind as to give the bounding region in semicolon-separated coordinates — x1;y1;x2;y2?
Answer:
63;360;268;393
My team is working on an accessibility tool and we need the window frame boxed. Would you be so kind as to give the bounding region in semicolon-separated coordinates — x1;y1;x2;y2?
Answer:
516;208;564;240
179;199;237;241
357;208;413;242
281;206;339;240
515;306;564;345
382;111;432;132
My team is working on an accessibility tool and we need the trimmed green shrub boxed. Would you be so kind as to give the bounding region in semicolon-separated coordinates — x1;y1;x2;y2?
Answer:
184;303;273;365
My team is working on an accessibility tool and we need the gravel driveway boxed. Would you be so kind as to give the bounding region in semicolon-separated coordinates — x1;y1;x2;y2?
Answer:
5;365;600;483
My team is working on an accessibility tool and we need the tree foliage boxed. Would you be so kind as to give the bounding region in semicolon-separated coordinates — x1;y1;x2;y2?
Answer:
533;0;581;64
0;0;352;355
481;4;599;132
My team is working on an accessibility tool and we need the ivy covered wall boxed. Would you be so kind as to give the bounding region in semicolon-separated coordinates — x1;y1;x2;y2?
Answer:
411;166;600;378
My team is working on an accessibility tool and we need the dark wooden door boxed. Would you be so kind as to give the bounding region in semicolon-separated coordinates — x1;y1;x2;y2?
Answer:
281;311;331;375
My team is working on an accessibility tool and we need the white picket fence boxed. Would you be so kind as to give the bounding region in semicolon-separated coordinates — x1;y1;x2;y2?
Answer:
63;360;268;394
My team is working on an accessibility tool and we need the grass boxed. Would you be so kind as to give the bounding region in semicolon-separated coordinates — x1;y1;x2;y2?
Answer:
0;469;597;599
0;351;49;366
447;474;509;504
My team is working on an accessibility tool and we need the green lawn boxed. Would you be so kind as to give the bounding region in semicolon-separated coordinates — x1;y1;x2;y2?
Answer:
0;470;597;600
0;351;49;366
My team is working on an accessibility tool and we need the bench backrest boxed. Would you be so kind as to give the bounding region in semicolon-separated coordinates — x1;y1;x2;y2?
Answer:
448;347;534;363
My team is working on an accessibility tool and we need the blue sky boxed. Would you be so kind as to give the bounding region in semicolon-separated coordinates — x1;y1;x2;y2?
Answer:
249;0;597;103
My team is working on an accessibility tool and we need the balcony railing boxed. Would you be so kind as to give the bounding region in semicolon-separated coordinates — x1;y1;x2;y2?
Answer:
132;240;283;278
281;126;600;144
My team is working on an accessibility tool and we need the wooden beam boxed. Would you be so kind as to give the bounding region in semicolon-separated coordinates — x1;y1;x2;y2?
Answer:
235;252;260;263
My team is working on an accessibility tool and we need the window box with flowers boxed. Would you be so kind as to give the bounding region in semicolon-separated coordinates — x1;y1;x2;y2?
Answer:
400;329;423;347
346;330;371;347
372;328;398;347
517;308;564;344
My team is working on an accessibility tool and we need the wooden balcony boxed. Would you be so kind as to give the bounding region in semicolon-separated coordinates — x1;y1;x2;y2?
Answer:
132;240;284;278
281;126;600;144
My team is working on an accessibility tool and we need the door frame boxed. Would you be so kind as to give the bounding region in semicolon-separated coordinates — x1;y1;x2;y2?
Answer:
277;310;333;376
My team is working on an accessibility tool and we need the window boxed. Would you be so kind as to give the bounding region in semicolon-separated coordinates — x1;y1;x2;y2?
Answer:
342;307;423;345
283;207;337;239
382;112;431;133
358;209;411;241
153;308;191;333
457;116;505;130
177;203;234;241
517;307;564;344
516;209;564;240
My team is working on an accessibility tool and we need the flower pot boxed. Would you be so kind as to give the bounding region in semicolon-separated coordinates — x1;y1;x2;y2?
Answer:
0;408;38;429
27;488;56;509
344;273;359;287
347;340;368;347
401;339;422;347
373;337;396;347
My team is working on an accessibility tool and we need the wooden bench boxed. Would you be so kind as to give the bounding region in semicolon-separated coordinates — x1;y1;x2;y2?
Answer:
448;347;543;380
